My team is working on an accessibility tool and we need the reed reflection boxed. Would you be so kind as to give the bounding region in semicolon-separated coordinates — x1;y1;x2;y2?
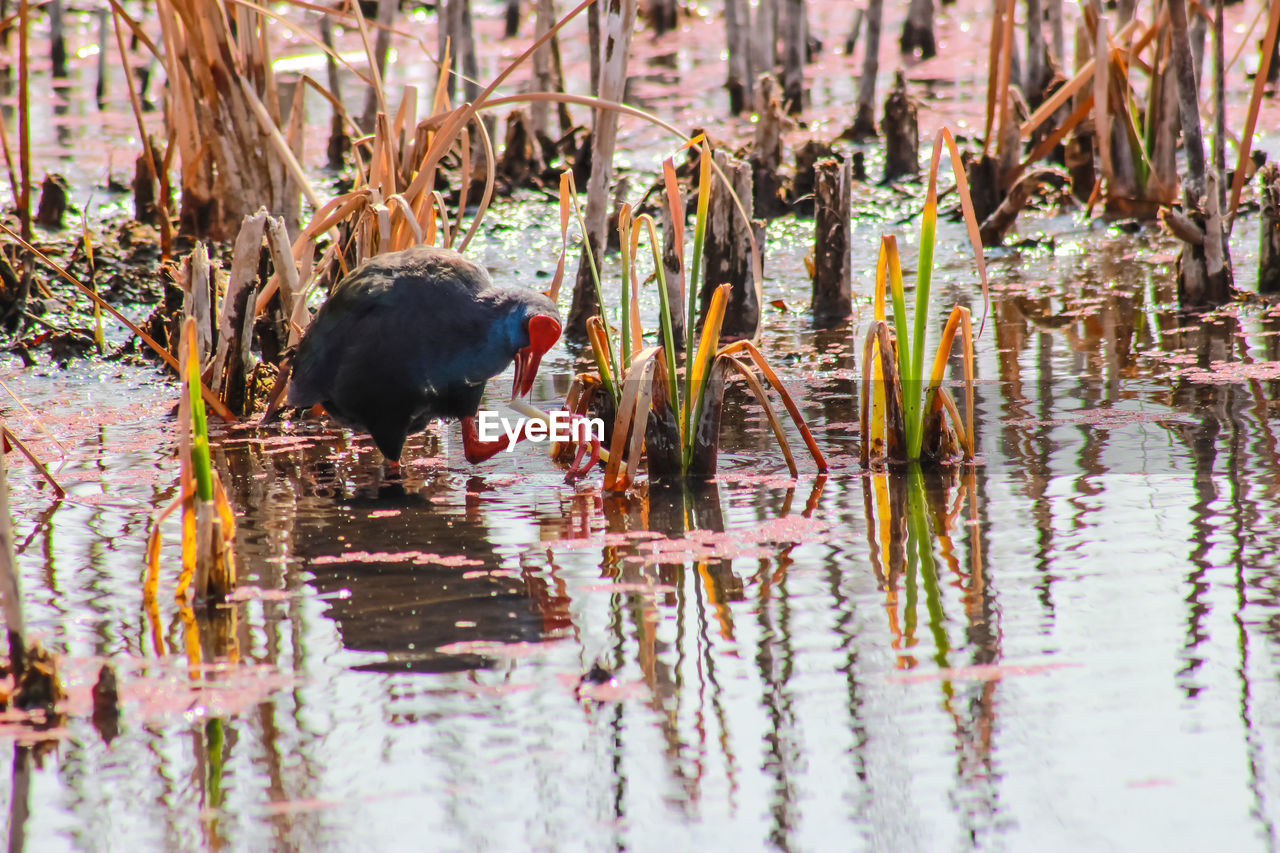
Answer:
863;464;1001;834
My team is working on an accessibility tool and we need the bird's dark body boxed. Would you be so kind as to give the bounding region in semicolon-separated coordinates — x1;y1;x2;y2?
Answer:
287;246;557;461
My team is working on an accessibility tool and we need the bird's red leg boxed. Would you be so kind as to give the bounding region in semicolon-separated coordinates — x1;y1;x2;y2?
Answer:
560;413;601;478
460;416;514;463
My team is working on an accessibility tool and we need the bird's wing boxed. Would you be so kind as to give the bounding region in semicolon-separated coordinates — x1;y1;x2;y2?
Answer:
287;247;500;409
286;270;392;408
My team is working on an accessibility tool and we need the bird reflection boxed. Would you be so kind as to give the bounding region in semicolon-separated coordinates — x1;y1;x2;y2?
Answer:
222;439;565;675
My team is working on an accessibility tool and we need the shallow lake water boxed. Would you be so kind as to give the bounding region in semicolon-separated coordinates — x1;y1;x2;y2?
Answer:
7;1;1280;851
6;201;1280;851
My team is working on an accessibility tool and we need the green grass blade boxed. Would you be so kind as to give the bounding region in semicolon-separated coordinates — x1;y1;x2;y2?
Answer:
564;172;618;402
684;137;712;418
684;284;729;470
883;237;916;458
909;142;943;459
183;322;213;503
637;213;681;425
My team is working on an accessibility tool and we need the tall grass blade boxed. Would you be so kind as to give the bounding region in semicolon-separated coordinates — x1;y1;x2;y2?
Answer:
546;171;573;301
636;213;681;421
0;428;65;499
923;305;975;460
684;283;730;469
586;316;617;401
934;129;990;331
625;210;644;363
717;340;827;473
684;139;714;430
724;355;797;476
882;237;915;455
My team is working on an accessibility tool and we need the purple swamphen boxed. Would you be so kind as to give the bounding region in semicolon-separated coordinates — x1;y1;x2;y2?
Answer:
287;246;564;465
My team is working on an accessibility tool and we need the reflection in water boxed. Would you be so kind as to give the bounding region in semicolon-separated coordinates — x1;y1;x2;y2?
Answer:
8;200;1280;847
221;439;567;674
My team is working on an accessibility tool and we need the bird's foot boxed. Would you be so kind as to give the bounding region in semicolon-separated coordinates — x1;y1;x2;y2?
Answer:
553;411;601;481
460;416;511;464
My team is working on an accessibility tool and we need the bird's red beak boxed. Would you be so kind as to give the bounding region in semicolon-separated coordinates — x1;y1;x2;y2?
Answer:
513;314;561;399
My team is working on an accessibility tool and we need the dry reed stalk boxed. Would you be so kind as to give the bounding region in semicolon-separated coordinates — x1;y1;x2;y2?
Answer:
151;0;300;240
111;9;174;254
1226;0;1280;222
568;0;639;337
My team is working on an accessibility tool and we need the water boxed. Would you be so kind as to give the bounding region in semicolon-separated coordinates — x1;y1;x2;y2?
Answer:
5;198;1280;850
8;2;1280;851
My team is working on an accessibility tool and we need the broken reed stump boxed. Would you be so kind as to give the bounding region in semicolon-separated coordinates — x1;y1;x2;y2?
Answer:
900;0;937;58
781;0;805;114
1260;164;1280;295
846;0;883;139
882;72;919;182
163;0;301;241
1065;123;1096;203
34;173;69;229
505;0;520;37
1168;0;1233;307
752;0;777;75
811;157;852;327
702;150;762;340
320;15;349;170
497;109;545;190
649;0;678;35
726;0;754;114
978;169;1067;245
844;6;864;55
359;0;396;131
50;0;66;78
439;0;481;104
964;152;1001;225
133;137;168;225
793;139;835;217
1169;175;1233;307
751;74;787;218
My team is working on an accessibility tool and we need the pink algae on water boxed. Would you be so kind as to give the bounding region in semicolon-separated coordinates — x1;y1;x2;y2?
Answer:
546;514;830;566
436;640;561;658
1179;360;1280;384
311;550;484;567
225;585;293;602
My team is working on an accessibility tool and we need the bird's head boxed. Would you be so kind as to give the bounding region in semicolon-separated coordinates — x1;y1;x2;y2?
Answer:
513;312;560;398
501;289;561;399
